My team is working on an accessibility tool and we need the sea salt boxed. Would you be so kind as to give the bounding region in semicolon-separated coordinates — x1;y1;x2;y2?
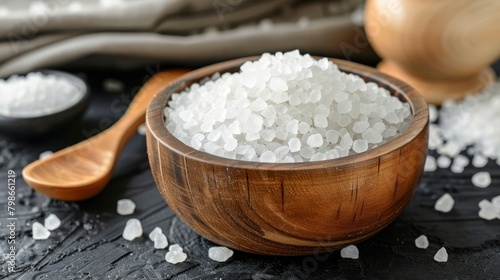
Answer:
472;154;488;168
434;193;454;213
39;151;53;160
434;247;448;262
424;156;437;172
122;219;142;241
165;51;411;162
478;199;498;220
471;172;491;188
117;199;135;215
208;246;234;262
0;72;84;118
165;244;187;264
137;124;147;135
340;245;359;259
414;235;429;249
44;214;61;231
32;222;50;240
436;155;451;169
149;227;162;241
153;232;169;249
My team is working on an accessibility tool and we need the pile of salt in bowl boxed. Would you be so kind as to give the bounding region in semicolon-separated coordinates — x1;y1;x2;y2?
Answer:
165;50;412;162
0;72;83;118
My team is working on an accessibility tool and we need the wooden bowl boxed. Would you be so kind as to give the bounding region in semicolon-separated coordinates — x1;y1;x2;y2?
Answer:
146;57;429;256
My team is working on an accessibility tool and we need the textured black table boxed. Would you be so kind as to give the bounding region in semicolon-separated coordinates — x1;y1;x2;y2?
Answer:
1;64;499;280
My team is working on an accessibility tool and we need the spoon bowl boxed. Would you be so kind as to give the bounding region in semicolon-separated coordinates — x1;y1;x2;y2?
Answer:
146;57;429;255
0;70;89;138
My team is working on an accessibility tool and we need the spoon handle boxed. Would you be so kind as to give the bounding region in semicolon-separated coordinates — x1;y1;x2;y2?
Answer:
100;70;189;150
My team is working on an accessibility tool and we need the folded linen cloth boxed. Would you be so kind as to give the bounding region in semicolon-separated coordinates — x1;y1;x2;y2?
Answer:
0;0;372;77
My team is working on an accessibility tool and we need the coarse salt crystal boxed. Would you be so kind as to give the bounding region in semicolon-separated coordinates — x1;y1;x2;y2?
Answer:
32;222;50;240
434;247;448;262
122;219;142;241
434;193;454;213
471;172;491;188
208;246;234;262
415;235;429;249
424;156;437;172
44;214;61;231
117;199;136;215
340;245;359;259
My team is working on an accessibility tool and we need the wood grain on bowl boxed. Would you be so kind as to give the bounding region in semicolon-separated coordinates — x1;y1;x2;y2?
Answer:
146;58;429;255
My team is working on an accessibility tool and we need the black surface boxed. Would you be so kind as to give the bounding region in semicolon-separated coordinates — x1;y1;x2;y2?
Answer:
1;65;500;280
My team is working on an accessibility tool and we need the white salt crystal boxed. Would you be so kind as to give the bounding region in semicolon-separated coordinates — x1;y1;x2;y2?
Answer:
340;245;359;259
260;151;277;163
437;141;461;158
436;155;451;169
471;172;491;188
472;154;488;168
137;123;147;135
288;138;301;152
434;247;448;262
153;232;169;249
117;199;136;215
169;244;183;253
44;214;61;231
164;50;411;163
450;163;464;174
208;246;234;262
478;199;498;220
434;193;454;213
307;134;323;148
149;227;163;241
122;219;143;241
39;151;53;160
269;77;288;92
428;105;438;123
424;156;437;172
492;195;500;209
165;251;187;264
415;235;429;249
32;222;50;240
453;155;469;168
352;139;368;153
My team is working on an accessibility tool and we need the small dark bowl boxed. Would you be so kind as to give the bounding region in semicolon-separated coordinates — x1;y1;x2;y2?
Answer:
0;70;89;139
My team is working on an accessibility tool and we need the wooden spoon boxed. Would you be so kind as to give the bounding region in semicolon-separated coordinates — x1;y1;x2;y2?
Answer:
23;70;189;201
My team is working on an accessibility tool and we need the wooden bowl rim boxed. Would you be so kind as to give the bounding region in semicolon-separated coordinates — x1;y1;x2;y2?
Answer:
147;56;429;171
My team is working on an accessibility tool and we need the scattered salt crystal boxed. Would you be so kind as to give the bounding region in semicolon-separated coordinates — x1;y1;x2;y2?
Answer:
122;219;143;241
39;151;53;160
478;199;498;220
434;247;448;262
428;105;438;123
436;155;451;169
149;227;163;241
208;246;234;262
165;244;187;264
117;199;136;215
137;123;147;135
153;232;169;249
103;79;124;93
424;156;437;172
434;193;454;213
32;222;50;240
450;163;464;174
340;245;359;259
471;172;491;188
492;195;500;209
471;154;488;168
415;235;429;249
44;214;61;231
453;155;469;168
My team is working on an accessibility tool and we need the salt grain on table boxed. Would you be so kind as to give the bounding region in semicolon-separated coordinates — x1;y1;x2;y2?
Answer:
436;155;451;169
137;123;147;135
208;246;234;262
434;247;448;262
39;151;53;160
44;214;61;231
415;235;429;249
478;199;498;220
165;244;187;264
32;222;50;240
149;227;162;241
435;193;454;213
340;245;359;259
122;219;142;241
424;155;437;172
153;232;169;249
117;199;135;215
471;172;491;188
471;154;488;168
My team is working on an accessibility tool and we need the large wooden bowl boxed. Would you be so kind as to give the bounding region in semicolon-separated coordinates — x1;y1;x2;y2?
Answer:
146;57;429;256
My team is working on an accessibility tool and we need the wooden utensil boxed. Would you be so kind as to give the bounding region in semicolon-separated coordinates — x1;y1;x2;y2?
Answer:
146;57;429;255
365;0;500;104
23;69;189;201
